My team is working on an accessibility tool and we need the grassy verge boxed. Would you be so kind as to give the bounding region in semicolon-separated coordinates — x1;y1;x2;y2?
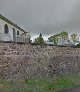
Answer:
0;74;80;92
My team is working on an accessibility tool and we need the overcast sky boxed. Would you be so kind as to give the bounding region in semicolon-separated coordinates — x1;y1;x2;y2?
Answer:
0;0;80;39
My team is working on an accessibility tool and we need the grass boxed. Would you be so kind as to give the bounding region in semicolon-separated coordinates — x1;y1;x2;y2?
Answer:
0;74;80;92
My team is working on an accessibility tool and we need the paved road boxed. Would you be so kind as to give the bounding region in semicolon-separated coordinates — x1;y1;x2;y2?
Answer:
59;87;80;92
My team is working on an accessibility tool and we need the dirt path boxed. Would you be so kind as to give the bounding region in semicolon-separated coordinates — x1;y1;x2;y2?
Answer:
59;87;80;92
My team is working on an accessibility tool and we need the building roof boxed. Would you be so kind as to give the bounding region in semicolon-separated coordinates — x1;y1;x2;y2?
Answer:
57;39;74;46
0;14;28;33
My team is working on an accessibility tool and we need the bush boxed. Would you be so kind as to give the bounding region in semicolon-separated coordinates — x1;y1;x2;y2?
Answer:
77;43;80;47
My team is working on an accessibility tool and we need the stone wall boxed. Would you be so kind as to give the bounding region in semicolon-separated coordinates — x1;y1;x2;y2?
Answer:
0;43;80;80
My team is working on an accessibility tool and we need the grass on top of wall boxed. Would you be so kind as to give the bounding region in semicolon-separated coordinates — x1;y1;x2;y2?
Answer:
0;74;80;92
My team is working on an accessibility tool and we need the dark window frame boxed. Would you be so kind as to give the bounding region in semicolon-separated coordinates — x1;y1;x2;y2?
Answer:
4;24;9;34
17;31;19;35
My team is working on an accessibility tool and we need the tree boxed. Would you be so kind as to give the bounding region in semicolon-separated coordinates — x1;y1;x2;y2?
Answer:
48;31;68;45
71;34;77;44
34;33;44;45
48;36;53;42
59;31;68;40
48;35;58;45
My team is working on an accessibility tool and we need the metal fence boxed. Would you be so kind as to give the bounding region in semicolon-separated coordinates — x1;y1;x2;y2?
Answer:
0;33;30;43
14;37;30;43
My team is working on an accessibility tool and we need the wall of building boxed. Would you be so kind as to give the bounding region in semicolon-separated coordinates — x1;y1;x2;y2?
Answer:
0;43;80;80
0;18;26;41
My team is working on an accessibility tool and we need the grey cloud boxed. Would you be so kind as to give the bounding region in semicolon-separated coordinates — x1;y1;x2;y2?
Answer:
0;0;80;38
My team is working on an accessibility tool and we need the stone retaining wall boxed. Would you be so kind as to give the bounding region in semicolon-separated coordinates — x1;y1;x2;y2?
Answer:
0;43;80;80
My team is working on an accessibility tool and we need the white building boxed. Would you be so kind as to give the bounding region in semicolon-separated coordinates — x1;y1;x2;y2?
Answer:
0;14;30;43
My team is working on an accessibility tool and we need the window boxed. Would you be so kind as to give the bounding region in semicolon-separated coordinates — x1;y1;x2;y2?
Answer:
13;28;16;37
17;31;19;35
4;24;9;34
13;28;16;41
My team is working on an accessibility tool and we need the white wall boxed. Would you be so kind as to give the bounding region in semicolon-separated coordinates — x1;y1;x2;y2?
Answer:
0;18;25;41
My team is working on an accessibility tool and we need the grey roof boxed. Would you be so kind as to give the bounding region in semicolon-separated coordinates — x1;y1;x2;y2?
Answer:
46;41;54;44
0;14;28;33
57;39;74;46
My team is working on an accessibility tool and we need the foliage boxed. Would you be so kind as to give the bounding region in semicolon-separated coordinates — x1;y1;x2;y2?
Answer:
71;34;77;44
48;35;58;45
0;74;80;92
77;43;80;47
34;33;44;45
59;31;68;40
25;79;34;85
48;31;68;45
